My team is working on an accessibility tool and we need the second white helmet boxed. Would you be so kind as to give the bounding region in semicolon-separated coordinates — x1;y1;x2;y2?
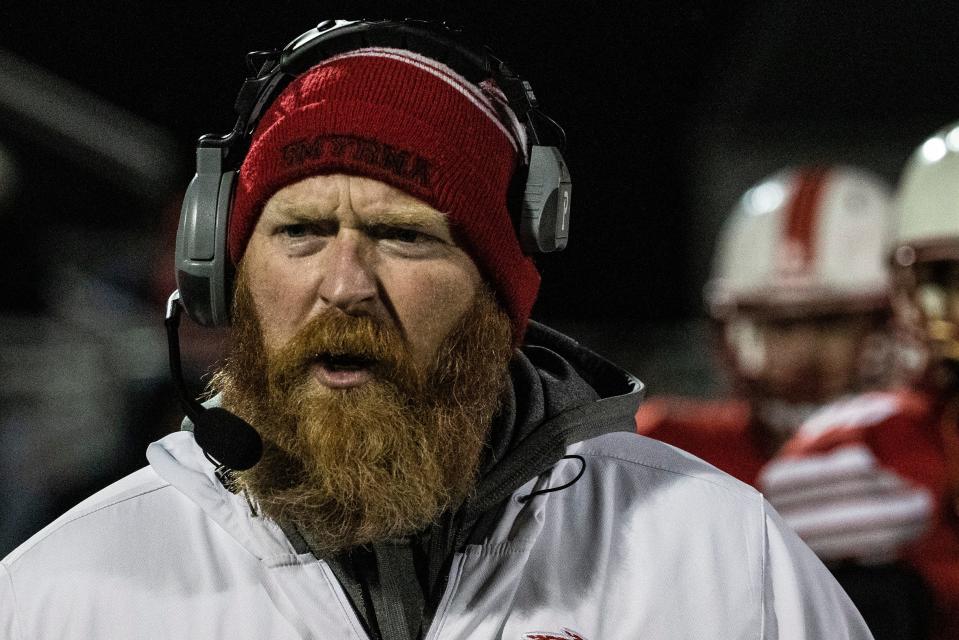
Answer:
893;122;959;264
891;122;959;367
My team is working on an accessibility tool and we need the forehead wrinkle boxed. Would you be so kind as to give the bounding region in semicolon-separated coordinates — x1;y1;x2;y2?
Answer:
263;200;337;222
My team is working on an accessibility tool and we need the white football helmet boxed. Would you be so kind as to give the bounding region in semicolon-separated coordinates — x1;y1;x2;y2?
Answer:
892;123;959;367
708;165;894;320
708;166;897;435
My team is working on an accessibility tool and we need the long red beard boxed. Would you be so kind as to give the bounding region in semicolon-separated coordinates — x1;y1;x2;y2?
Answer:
209;267;514;555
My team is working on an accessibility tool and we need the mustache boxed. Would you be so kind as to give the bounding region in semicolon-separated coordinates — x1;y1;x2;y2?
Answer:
267;308;419;388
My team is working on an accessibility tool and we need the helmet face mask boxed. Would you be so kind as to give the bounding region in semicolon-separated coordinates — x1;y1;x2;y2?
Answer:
891;121;959;381
894;259;959;368
723;309;891;405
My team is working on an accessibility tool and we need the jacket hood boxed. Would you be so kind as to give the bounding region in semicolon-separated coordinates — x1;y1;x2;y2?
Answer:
461;321;644;534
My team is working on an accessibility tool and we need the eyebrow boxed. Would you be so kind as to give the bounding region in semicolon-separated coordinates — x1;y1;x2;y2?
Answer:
266;201;329;221
269;202;450;231
362;206;449;230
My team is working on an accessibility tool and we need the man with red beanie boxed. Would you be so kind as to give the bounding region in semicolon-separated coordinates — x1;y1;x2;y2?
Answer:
1;21;872;639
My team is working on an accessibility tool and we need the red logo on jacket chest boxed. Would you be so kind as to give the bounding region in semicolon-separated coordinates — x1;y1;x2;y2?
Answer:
523;629;587;640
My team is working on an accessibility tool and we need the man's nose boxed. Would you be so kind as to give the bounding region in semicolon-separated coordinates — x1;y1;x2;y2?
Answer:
316;232;377;313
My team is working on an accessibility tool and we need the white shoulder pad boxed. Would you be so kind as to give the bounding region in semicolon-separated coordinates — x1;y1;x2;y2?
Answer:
798;393;901;440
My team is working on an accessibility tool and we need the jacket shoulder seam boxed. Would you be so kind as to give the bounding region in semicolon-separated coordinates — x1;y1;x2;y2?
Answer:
578;447;761;501
4;483;171;566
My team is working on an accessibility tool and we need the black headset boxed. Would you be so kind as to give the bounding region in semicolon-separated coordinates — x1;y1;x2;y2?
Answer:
174;19;572;329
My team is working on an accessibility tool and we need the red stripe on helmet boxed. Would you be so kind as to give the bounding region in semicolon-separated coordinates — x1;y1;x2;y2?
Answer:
783;167;830;273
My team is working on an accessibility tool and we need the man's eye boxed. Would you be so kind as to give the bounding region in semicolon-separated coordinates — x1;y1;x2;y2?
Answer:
280;224;310;238
278;221;336;238
368;225;432;244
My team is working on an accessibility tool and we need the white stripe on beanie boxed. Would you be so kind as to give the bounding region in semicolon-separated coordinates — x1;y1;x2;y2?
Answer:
323;47;525;156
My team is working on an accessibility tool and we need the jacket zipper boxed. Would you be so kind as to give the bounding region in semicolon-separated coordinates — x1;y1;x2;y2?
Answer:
422;553;467;640
319;561;377;640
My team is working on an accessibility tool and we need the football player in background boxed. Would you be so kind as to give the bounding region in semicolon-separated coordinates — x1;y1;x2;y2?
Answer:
637;165;899;479
761;125;959;639
637;165;934;638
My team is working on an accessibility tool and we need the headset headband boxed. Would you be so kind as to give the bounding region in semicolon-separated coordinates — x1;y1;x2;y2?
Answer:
201;20;561;170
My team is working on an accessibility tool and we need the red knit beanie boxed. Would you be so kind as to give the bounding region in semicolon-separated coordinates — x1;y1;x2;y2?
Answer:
230;47;540;340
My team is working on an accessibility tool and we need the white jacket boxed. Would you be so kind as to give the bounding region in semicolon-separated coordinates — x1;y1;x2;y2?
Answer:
1;429;871;639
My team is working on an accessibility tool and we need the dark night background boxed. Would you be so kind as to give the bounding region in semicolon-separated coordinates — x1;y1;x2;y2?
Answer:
0;1;957;553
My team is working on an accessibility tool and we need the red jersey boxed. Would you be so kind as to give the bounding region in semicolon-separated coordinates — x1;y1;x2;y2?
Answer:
634;396;771;485
780;390;959;638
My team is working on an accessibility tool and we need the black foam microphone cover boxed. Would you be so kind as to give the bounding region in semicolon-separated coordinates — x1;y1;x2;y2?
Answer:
193;407;263;471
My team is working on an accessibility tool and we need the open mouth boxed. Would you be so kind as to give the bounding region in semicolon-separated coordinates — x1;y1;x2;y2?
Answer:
316;352;377;371
310;352;377;388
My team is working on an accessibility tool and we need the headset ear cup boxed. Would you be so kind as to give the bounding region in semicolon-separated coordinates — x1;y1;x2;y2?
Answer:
175;146;235;327
520;145;571;253
210;170;236;326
